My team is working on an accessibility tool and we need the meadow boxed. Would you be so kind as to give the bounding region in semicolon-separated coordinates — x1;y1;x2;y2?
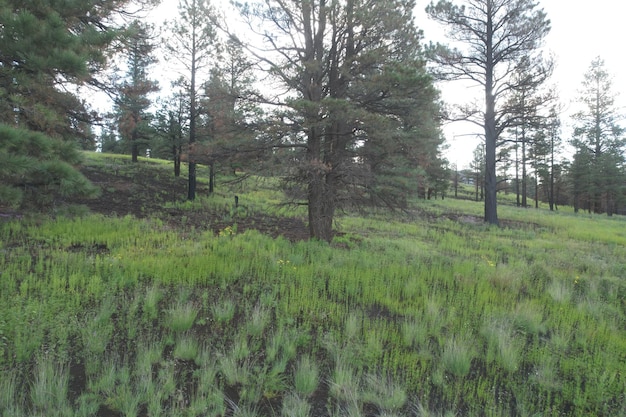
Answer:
0;153;624;416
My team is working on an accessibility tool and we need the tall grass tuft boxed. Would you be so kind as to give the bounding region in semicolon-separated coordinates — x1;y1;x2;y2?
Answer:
294;355;319;397
281;392;311;417
401;317;429;348
547;279;572;303
143;285;162;321
246;305;270;337
511;302;546;337
166;302;198;332
440;336;474;378
0;371;23;416
173;335;199;361
361;373;407;411
329;362;360;403
482;319;521;372
30;355;70;414
212;298;236;324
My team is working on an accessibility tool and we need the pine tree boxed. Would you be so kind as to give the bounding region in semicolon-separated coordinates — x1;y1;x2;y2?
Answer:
0;0;141;209
193;38;262;193
152;93;187;177
113;20;160;162
570;57;625;215
236;0;444;241
164;0;218;201
427;0;551;225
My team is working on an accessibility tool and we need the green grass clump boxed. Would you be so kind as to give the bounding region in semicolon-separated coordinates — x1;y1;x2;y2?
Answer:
166;302;198;333
293;355;319;397
281;392;311;417
173;335;199;361
440;336;474;378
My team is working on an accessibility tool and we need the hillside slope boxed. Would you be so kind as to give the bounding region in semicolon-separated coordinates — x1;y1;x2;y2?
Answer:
73;153;309;241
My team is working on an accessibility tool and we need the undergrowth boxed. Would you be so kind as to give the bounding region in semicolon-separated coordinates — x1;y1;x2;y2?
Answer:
0;154;624;416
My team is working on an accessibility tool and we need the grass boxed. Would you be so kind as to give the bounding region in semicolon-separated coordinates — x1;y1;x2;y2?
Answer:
281;392;311;417
166;301;198;333
293;355;319;397
440;336;474;378
173;335;199;361
0;153;625;416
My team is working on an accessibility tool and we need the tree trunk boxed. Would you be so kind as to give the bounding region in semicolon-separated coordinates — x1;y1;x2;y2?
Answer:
484;100;498;224
515;138;520;207
173;144;181;177
302;0;332;240
209;161;215;194
308;175;335;242
483;10;498;225
187;7;198;201
521;129;527;207
131;135;139;162
549;131;555;211
188;162;196;200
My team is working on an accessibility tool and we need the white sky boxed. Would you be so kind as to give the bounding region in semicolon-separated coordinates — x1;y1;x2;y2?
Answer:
150;0;626;169
415;0;626;168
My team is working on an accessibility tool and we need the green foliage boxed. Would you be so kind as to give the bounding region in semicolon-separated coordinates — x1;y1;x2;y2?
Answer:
113;19;160;162
173;335;199;361
237;0;445;240
166;301;198;333
0;124;99;208
281;392;311;417
0;0;134;210
427;0;551;225
569;57;626;214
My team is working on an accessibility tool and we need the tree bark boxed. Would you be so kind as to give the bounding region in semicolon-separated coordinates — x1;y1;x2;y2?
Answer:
308;173;335;242
174;150;181;177
484;98;497;217
209;161;215;194
188;16;198;201
131;139;139;163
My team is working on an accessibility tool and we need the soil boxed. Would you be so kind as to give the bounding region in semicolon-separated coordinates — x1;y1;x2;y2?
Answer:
73;163;310;242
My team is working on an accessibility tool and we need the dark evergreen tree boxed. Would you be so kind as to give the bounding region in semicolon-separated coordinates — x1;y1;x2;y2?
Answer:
164;0;218;201
427;0;551;225
0;0;149;209
236;0;445;241
152;94;188;177
570;57;625;215
505;59;553;207
533;106;562;211
113;20;159;162
192;38;263;193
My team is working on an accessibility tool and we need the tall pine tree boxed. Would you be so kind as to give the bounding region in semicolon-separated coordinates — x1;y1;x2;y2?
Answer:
236;0;445;241
427;0;551;225
113;20;160;162
164;0;218;201
570;57;625;215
